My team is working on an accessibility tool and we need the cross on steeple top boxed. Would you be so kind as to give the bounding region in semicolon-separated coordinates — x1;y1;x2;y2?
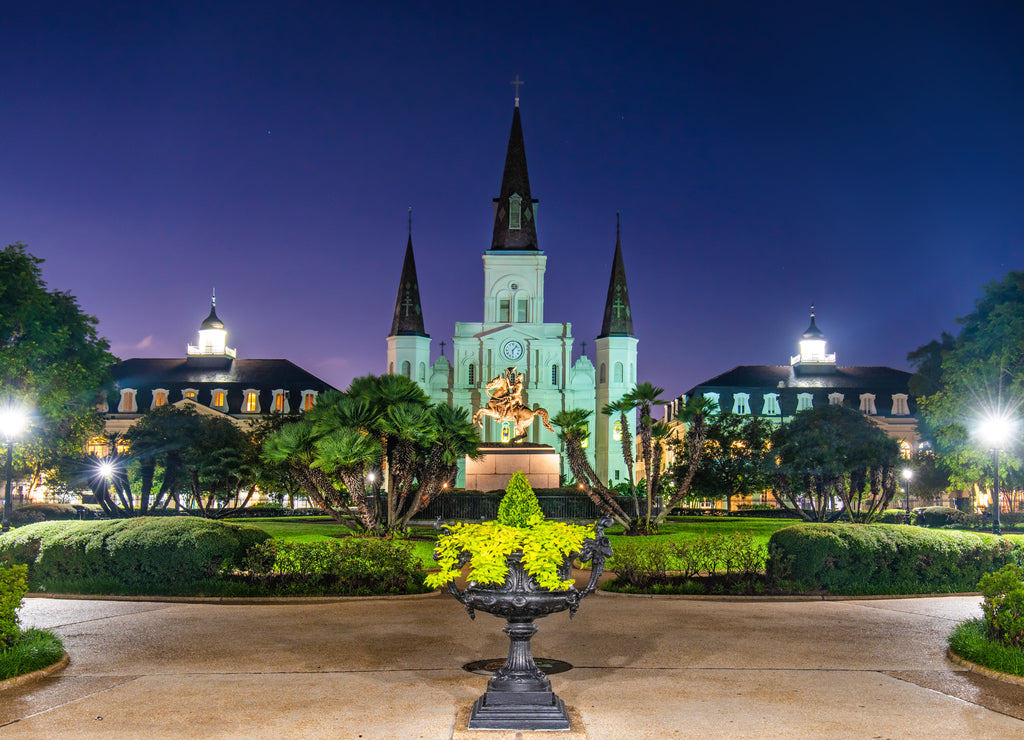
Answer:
440;340;446;358
510;75;524;107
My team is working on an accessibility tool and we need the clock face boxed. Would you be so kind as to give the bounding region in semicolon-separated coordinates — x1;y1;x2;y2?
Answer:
503;340;524;361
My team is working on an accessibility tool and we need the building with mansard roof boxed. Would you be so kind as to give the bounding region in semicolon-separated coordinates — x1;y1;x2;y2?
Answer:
93;297;335;451
386;100;638;486
665;309;920;456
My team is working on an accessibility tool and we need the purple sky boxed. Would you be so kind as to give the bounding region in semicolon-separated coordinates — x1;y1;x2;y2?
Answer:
3;2;1022;403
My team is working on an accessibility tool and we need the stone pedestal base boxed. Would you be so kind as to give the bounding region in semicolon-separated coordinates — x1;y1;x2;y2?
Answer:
451;705;587;739
465;444;560;491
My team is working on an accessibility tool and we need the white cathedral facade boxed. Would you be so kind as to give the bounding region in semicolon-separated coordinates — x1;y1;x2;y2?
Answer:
386;102;637;487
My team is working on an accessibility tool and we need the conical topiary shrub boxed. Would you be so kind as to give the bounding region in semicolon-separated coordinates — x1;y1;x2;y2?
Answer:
496;471;544;527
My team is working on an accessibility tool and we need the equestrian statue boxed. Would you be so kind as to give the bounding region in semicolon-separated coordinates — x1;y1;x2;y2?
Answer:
473;367;555;443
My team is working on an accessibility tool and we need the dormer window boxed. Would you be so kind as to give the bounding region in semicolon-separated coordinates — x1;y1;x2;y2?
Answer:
828;393;844;406
243;389;260;414
182;389;198;401
762;393;781;416
118;389;137;413
509;193;522;230
731;393;750;415
301;390;318;412
703;392;720;413
151;389;169;409
859;394;877;415
892;394;910;416
211;389;228;412
272;390;289;414
796;393;814;411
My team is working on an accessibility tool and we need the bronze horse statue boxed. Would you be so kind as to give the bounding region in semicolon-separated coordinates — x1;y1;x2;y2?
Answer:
473;371;554;442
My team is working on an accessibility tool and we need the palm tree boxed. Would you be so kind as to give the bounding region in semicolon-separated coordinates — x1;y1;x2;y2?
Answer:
313;426;383;533
656;395;716;525
398;404;482;529
552;409;631;528
602;399;639;517
648;420;672;505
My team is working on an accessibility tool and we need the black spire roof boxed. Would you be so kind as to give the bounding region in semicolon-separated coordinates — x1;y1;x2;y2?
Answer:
389;233;428;337
802;305;824;339
199;293;224;330
598;217;634;338
490;105;539;251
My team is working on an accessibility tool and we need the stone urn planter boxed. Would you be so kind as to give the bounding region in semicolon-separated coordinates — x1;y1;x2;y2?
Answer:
431;513;614;731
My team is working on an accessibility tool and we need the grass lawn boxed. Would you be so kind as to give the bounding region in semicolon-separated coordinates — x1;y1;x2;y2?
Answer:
245;514;804;568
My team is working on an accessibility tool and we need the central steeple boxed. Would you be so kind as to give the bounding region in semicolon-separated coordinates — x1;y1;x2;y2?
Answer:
490;104;539;251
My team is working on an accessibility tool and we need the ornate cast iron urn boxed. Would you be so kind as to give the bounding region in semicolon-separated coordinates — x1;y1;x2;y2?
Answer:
437;516;613;731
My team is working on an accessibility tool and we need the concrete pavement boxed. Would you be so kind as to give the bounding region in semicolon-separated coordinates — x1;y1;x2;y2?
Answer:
2;590;1023;739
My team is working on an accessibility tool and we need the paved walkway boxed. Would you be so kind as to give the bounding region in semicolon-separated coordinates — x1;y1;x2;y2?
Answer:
2;591;1023;738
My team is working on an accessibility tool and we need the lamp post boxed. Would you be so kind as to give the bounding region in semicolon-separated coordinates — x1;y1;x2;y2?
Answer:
902;468;913;521
979;414;1014;537
1;406;27;533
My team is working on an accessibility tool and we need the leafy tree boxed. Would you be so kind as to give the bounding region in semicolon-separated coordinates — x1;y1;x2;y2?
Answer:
264;375;482;534
770;405;901;522
0;243;116;494
911;272;1024;508
672;412;773;511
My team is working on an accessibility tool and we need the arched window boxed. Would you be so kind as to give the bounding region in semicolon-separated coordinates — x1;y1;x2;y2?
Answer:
468;363;475;386
761;393;781;416
389;362;394;375
599;363;606;384
828;393;844;406
796;393;814;411
419;362;426;382
613;362;623;383
551;364;558;386
401;360;411;378
892;394;910;415
613;420;622;441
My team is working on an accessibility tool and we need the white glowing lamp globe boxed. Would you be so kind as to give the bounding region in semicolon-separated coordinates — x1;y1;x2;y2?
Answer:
980;414;1015;449
0;408;26;440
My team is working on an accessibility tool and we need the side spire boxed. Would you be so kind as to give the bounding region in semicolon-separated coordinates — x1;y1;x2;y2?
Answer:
389;222;428;338
598;213;634;338
490;103;539;251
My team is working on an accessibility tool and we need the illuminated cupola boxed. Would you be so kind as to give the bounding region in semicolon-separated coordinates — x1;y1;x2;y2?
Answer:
188;291;236;361
791;306;835;375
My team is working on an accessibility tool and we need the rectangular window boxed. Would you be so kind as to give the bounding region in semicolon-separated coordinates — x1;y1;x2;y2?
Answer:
213;391;226;408
499;299;510;322
275;393;286;412
183;390;197;400
245;392;259;413
516;299;528;323
509;193;522;230
303;392;316;411
153;391;167;407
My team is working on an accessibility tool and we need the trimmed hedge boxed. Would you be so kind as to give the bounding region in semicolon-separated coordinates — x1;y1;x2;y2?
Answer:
767;523;1024;594
10;503;81;526
0;517;270;589
914;506;965;528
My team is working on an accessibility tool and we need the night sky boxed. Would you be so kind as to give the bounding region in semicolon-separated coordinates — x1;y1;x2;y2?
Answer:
3;2;1022;407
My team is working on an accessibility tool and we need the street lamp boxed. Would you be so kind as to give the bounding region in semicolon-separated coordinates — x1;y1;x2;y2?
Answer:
0;405;27;533
979;413;1015;536
902;468;913;521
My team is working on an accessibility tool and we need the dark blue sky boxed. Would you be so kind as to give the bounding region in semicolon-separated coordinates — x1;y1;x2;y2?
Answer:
3;2;1022;402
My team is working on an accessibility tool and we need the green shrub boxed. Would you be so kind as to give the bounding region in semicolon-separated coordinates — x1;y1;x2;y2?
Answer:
949;618;1024;677
875;509;910;524
11;503;80;526
767;523;1021;594
0;564;28;648
244;537;426;595
609;531;767;585
914;506;965;528
496;471;544;527
0;517;271;589
0;627;64;680
978;564;1024;648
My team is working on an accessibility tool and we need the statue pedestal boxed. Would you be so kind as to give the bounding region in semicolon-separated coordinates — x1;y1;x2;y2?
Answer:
465;444;560;491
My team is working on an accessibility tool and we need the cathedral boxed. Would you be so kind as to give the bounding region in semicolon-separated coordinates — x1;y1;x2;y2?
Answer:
386;100;637;486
